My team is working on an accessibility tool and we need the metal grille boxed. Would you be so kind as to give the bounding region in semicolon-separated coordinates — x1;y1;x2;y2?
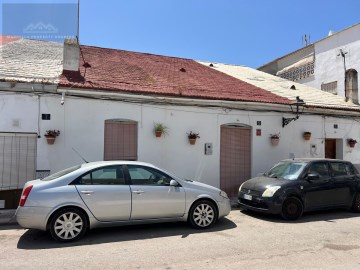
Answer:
220;125;251;198
0;133;37;190
104;120;138;161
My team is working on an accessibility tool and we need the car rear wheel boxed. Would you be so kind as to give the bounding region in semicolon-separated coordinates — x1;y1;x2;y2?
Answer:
50;208;88;242
352;193;360;212
189;200;218;229
281;197;303;220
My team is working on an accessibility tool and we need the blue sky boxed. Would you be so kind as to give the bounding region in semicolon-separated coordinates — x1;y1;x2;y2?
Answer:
1;0;360;67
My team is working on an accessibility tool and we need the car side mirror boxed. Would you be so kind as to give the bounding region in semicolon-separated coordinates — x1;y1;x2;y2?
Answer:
306;173;320;181
170;180;179;186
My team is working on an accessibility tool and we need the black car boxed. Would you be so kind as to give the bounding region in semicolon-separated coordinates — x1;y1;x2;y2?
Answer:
238;158;360;220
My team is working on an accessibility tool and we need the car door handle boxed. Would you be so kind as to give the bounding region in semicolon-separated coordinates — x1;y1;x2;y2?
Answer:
132;190;145;194
80;190;94;195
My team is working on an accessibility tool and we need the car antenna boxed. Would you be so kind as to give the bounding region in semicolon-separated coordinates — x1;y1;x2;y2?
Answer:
72;147;89;163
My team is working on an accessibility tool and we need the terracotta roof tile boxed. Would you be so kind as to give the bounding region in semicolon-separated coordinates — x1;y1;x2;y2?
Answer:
59;45;291;105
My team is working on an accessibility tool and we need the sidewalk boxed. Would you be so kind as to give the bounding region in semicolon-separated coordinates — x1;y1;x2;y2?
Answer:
0;209;17;225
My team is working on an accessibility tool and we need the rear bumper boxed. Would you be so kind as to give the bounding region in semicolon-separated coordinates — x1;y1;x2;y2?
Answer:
16;206;51;231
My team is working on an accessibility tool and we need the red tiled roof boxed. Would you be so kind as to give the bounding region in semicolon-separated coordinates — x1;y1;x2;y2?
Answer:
0;35;21;45
59;45;291;105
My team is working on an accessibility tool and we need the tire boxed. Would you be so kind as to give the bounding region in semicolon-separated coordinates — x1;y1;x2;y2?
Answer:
189;200;218;229
49;208;88;242
352;193;360;212
281;197;303;220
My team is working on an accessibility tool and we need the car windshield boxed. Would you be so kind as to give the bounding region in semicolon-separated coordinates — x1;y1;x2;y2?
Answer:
41;165;81;181
264;162;307;180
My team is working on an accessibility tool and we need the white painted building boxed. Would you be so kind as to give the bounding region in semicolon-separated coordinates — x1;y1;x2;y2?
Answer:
259;23;360;104
1;36;360;208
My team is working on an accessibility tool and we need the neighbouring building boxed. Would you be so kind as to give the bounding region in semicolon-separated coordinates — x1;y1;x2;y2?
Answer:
1;36;360;208
258;23;360;104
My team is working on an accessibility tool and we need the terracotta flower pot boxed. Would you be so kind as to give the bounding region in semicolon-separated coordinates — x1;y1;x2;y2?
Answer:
303;134;311;141
45;136;56;145
155;131;162;137
349;142;356;148
189;138;196;145
271;138;279;146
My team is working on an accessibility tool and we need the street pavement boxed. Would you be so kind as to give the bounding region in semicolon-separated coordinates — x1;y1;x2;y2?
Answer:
1;209;360;269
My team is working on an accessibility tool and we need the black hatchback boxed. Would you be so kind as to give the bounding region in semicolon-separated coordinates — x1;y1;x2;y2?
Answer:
238;159;360;220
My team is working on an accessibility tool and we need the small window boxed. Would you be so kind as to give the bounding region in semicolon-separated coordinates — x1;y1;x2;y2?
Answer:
77;166;126;185
307;162;330;178
330;162;350;176
128;165;171;186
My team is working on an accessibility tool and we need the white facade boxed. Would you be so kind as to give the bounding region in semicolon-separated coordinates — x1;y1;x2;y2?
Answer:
1;85;360;191
259;24;360;101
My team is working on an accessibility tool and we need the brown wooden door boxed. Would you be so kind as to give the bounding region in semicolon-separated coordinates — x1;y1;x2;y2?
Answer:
325;139;336;159
220;125;251;198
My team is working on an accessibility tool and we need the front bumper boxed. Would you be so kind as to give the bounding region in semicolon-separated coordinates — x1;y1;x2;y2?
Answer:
16;206;52;231
218;197;231;218
238;191;282;215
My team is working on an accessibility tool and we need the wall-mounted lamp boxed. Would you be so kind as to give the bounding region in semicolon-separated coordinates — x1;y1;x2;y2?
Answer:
282;96;306;128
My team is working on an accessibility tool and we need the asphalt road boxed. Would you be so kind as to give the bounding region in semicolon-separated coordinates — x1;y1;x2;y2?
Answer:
1;209;360;270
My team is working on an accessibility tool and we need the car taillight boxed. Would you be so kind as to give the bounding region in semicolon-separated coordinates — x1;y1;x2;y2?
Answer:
19;185;33;207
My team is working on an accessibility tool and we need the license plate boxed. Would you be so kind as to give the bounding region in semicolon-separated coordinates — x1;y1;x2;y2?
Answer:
243;194;252;200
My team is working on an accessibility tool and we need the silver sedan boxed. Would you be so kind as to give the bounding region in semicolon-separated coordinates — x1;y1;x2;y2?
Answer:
16;161;231;242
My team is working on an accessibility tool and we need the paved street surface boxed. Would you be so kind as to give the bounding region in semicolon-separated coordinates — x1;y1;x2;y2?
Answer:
1;209;360;269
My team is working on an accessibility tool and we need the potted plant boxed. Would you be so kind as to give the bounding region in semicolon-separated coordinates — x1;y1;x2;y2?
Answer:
187;131;200;145
44;130;60;145
303;131;311;141
154;122;169;138
348;138;357;148
270;133;280;146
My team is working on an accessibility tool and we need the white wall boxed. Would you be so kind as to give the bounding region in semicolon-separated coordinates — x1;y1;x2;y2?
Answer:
308;25;360;98
1;92;360;189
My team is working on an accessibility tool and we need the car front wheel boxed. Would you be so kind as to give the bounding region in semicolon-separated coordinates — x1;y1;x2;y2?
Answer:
281;197;303;220
189;200;218;229
50;208;88;242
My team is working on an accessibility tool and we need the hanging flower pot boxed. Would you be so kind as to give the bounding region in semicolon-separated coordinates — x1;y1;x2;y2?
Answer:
348;139;357;148
303;132;311;141
187;131;200;145
270;133;280;146
44;130;60;145
154;122;169;138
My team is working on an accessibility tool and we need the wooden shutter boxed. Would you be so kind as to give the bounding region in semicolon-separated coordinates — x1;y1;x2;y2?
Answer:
104;120;138;161
0;133;37;190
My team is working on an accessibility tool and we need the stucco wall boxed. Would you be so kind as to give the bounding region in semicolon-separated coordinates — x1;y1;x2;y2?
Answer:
307;25;360;98
1;92;360;190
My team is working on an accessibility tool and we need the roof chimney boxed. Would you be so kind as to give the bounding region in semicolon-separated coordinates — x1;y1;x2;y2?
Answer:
63;38;80;72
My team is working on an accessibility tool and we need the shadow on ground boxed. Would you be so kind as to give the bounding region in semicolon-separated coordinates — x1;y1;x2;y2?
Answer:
17;217;236;250
240;208;360;223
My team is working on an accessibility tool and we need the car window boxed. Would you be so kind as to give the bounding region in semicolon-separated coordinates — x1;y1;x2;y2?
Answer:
77;166;126;185
306;162;330;179
41;165;81;181
330;162;354;176
128;165;171;186
265;162;307;180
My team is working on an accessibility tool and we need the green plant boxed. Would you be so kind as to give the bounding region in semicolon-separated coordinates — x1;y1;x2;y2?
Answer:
45;130;60;137
187;131;200;139
348;138;357;144
304;131;311;136
154;123;169;136
270;133;280;139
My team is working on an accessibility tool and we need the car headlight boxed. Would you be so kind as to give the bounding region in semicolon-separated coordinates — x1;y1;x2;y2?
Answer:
219;190;228;199
238;183;244;192
262;186;281;197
